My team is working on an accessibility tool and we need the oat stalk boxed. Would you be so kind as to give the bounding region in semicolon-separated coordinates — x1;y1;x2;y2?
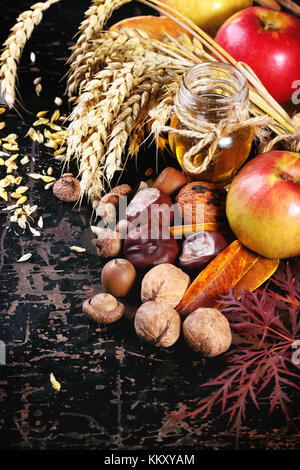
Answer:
0;0;61;108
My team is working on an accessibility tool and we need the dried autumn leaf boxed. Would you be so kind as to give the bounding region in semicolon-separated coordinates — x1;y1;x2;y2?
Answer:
176;241;279;317
176;240;247;317
234;256;279;299
169;223;226;237
50;373;61;392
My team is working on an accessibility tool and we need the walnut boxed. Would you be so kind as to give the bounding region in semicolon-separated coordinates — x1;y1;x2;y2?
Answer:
141;263;190;308
183;308;232;357
82;293;124;324
134;300;181;348
176;181;227;225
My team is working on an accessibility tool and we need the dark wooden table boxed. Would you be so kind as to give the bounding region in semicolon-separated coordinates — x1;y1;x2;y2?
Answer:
0;0;299;452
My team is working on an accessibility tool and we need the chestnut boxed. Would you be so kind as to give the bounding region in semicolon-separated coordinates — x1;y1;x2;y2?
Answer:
124;225;179;270
101;258;136;297
153;167;188;196
179;231;227;271
125;187;174;227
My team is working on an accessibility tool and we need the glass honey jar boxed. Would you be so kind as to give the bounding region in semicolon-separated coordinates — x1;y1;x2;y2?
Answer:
168;62;254;185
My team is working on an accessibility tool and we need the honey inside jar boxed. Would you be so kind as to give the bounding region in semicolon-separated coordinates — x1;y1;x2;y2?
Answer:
168;63;254;185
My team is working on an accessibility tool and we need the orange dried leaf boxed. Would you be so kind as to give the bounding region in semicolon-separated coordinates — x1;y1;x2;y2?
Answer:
176;240;247;317
169;223;225;237
234;256;279;299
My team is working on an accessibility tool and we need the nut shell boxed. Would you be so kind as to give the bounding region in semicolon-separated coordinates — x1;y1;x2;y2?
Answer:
141;263;190;308
94;228;121;258
134;300;181;348
82;293;124;324
176;181;226;225
183;308;232;357
53;176;80;202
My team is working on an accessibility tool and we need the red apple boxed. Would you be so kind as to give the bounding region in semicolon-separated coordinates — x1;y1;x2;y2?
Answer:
215;7;300;103
226;151;300;259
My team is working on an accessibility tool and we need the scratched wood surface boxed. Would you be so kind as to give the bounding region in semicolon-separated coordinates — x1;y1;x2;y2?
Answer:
0;0;299;451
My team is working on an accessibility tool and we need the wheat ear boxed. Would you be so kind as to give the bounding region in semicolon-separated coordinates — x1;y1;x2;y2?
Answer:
67;0;131;96
104;79;164;181
0;0;61;108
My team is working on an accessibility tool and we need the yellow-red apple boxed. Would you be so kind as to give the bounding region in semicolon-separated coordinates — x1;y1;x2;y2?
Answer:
158;0;252;36
215;7;300;103
226;151;300;259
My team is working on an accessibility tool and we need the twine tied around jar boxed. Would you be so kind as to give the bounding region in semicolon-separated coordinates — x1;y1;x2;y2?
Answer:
264;113;300;154
151;93;273;176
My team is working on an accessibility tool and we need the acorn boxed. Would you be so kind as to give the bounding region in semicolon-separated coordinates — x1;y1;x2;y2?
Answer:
82;293;124;324
52;174;80;202
101;258;136;297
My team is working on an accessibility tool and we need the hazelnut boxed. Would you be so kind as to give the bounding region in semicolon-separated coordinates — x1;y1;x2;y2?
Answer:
82;293;124;324
134;300;181;348
52;175;80;202
93;228;121;258
153;167;188;196
176;181;227;225
101;258;136;297
183;308;232;357
141;263;190;308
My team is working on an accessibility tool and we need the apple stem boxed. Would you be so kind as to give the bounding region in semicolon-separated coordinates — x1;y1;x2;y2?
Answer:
281;172;295;183
265;22;275;30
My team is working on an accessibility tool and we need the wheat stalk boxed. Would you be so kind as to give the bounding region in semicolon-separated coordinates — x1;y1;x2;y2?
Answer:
67;0;131;96
0;0;61;108
104;78;166;181
66;23;193;202
67;60;147;200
